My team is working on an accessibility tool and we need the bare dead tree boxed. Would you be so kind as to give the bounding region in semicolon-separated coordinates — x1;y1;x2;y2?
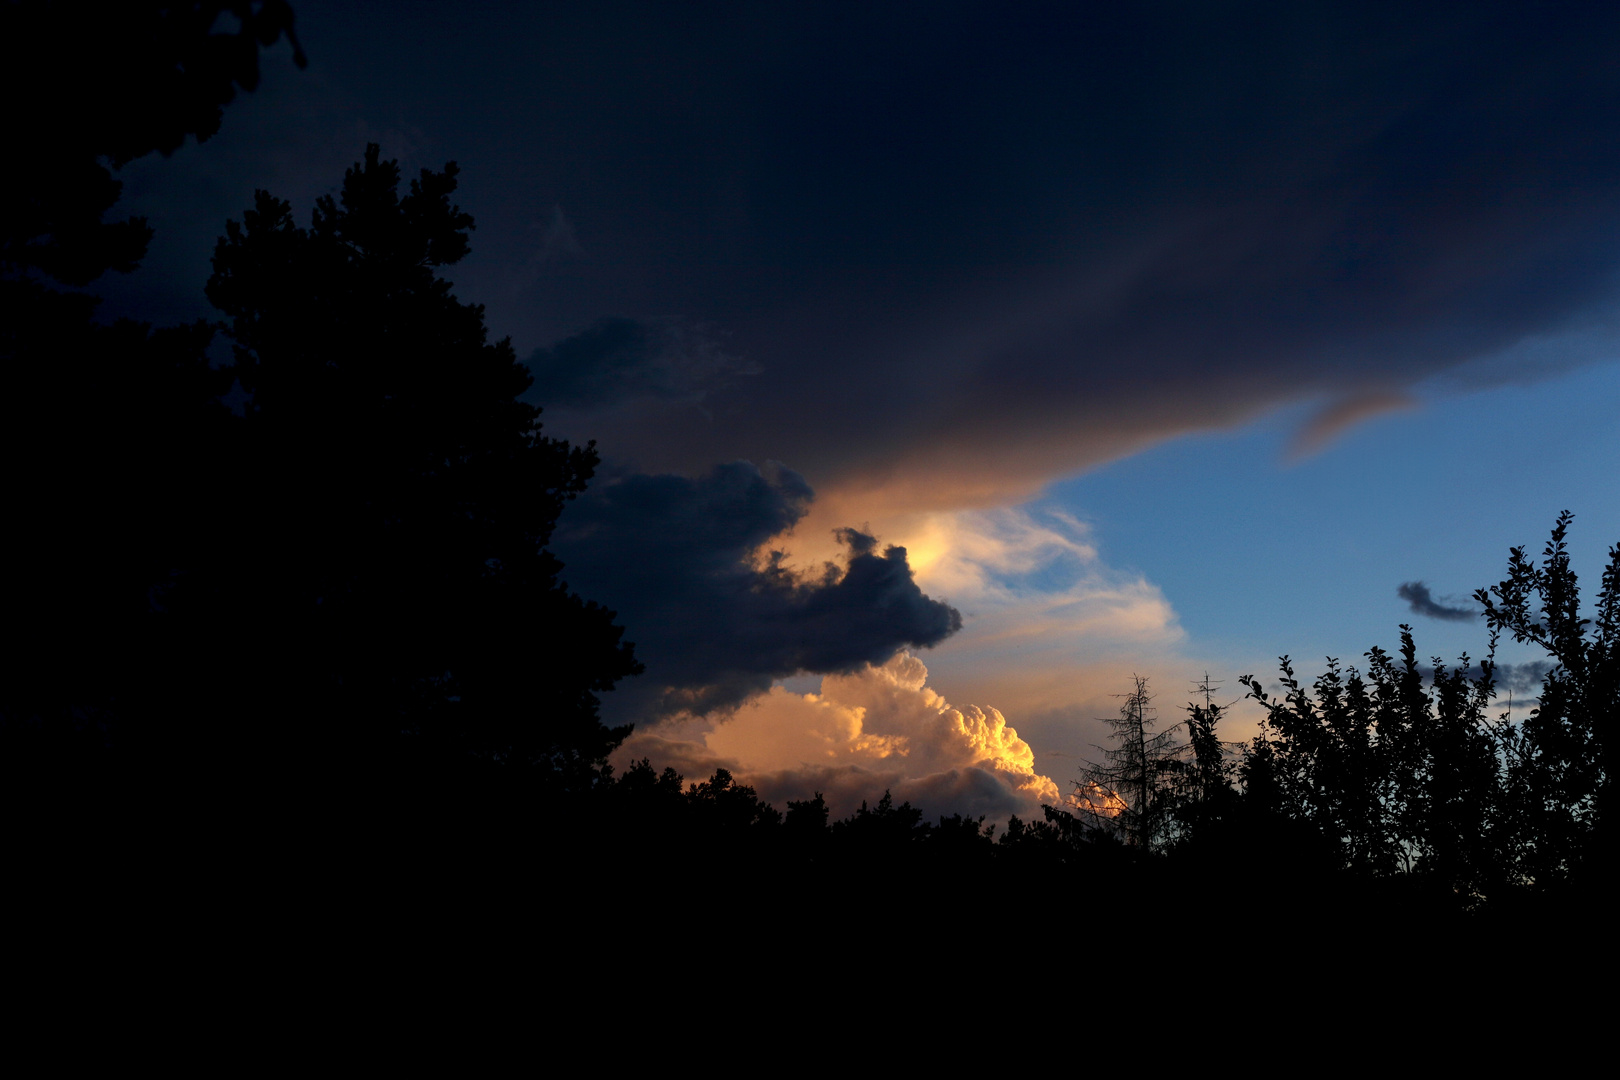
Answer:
1075;676;1184;851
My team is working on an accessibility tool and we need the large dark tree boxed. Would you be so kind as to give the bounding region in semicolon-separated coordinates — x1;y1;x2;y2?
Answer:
202;146;640;783
3;4;638;798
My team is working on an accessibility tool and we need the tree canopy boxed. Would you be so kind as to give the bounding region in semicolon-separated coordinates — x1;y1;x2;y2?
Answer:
2;0;305;762
201;146;641;779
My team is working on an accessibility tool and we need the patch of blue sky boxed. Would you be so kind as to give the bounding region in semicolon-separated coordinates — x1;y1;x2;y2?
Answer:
1039;358;1620;682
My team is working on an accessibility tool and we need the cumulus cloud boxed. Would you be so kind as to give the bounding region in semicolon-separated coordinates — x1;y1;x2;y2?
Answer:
598;500;1217;821
774;501;1181;663
878;506;1186;719
551;461;962;717
1397;581;1478;622
616;651;1059;822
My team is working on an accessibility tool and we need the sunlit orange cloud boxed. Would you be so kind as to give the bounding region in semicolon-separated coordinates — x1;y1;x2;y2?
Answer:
614;651;1060;820
621;504;1269;819
768;503;1181;667
1070;781;1127;820
908;507;1265;759
790;388;1266;527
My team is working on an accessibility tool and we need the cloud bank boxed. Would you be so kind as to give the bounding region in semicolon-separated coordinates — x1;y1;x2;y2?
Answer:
502;2;1620;514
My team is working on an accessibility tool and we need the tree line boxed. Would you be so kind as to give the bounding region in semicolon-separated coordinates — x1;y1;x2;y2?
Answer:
1056;512;1615;907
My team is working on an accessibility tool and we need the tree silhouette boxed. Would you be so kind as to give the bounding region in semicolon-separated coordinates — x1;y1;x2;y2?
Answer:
1075;676;1183;851
201;145;641;782
1171;674;1240;846
3;2;304;289
1477;511;1618;887
2;2;304;761
1240;628;1506;897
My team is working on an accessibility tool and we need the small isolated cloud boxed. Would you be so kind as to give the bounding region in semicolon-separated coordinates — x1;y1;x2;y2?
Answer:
552;461;961;718
1397;581;1477;622
616;651;1059;821
526;317;761;410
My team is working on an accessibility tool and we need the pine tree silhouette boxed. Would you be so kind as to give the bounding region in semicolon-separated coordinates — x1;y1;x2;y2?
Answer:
201;145;641;783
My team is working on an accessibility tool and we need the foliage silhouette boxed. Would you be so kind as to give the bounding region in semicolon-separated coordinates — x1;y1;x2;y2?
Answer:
1173;674;1241;847
2;2;303;763
1240;632;1505;897
1476;511;1618;886
3;2;304;288
201;145;641;781
1238;513;1614;899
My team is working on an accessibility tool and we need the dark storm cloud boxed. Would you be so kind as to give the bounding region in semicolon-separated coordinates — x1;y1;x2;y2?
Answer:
550;461;961;715
108;2;1620;502
494;1;1620;500
526;317;759;410
1398;582;1478;622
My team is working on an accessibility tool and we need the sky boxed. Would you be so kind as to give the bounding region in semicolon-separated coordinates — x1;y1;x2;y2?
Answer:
104;1;1620;822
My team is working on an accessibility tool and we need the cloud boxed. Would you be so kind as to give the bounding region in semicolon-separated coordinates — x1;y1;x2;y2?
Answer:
527;317;760;410
1288;390;1417;460
111;5;1620;521
1493;662;1552;698
1413;660;1550;699
764;500;1207;757
550;461;961;717
615;651;1059;821
1397;581;1478;622
491;4;1620;516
